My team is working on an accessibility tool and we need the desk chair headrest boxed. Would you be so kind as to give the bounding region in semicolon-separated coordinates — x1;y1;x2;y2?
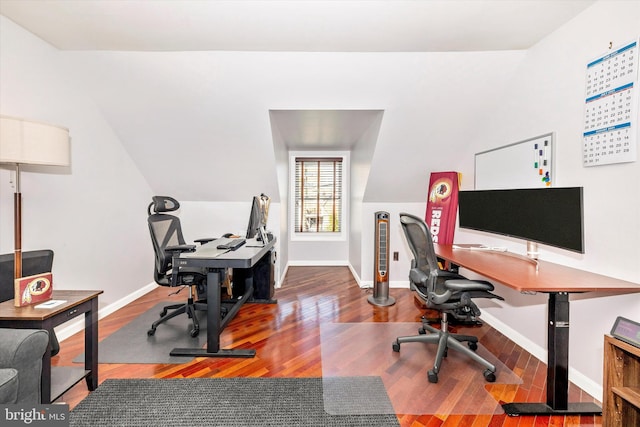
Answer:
148;196;180;215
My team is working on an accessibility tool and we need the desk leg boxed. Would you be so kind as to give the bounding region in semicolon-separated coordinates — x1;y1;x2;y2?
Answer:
502;292;601;416
548;292;570;409
40;320;53;404
170;268;255;358
85;296;99;391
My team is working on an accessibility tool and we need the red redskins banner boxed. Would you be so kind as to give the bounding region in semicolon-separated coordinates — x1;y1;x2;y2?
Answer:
425;172;460;245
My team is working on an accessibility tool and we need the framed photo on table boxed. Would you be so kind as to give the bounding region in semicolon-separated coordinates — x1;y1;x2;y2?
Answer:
14;272;53;307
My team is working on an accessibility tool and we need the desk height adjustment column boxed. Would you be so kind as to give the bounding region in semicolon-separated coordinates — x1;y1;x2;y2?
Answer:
503;291;601;416
169;237;275;358
548;292;570;409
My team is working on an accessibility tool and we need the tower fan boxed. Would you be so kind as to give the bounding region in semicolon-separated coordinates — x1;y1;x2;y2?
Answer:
368;211;395;306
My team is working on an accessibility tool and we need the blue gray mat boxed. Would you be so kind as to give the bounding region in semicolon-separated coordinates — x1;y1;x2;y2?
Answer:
73;302;207;364
70;377;399;426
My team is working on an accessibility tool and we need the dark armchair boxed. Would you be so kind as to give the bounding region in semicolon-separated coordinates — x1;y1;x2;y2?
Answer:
392;212;504;383
0;250;60;356
0;328;49;404
147;196;212;338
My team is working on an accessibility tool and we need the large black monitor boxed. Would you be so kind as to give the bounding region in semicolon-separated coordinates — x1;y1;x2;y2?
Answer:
246;193;271;240
457;187;584;253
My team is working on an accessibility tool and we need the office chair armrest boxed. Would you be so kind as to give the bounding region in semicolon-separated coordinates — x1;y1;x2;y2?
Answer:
444;279;494;292
409;268;429;286
164;244;196;253
194;238;215;245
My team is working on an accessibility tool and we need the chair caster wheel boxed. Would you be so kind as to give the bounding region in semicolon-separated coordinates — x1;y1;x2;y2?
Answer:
468;341;478;351
147;328;156;336
418;328;426;334
427;370;438;383
392;342;400;352
190;328;199;337
483;369;496;382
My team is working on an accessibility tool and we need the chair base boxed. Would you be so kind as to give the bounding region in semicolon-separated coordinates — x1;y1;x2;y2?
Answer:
148;297;207;338
393;318;497;384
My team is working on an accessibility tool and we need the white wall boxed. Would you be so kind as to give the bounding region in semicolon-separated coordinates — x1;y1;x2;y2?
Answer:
271;114;290;274
0;17;153;308
465;1;640;399
349;112;383;283
358;0;640;400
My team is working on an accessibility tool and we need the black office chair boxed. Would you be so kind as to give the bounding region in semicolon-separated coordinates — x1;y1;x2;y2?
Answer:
393;212;504;383
0;250;60;356
147;196;212;338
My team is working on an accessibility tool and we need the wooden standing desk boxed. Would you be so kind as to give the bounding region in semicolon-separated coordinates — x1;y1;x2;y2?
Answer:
434;244;640;416
169;237;276;358
0;290;102;403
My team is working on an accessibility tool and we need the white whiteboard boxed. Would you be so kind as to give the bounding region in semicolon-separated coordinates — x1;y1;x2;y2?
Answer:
475;133;554;190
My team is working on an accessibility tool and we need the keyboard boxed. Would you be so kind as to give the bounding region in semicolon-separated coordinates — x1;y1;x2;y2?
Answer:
217;238;246;250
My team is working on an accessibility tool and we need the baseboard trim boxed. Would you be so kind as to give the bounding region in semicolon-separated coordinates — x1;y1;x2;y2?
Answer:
287;260;349;267
347;265;364;288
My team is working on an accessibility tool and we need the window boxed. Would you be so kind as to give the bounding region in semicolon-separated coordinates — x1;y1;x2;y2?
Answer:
294;157;343;233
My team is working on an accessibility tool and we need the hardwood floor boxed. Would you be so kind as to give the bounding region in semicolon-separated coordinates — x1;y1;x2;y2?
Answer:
54;266;601;426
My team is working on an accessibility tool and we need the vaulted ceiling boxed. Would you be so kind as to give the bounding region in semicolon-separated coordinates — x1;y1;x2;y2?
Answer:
0;1;596;203
0;1;594;52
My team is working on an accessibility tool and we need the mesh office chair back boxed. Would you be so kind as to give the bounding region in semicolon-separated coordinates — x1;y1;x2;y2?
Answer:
399;213;453;299
148;196;187;286
146;196;207;337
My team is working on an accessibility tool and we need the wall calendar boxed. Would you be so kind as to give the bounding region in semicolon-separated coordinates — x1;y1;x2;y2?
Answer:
583;40;638;167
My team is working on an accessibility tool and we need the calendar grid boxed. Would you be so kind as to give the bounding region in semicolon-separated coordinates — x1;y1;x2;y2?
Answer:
582;40;638;167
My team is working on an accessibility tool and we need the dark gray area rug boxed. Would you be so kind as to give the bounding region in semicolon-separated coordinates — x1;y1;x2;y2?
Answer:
73;302;207;364
70;377;400;427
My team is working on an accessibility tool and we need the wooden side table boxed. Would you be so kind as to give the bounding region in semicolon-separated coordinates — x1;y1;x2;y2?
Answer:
0;290;102;403
603;334;640;427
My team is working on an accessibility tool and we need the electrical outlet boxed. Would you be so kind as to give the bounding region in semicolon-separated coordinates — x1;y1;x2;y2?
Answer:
393;251;399;261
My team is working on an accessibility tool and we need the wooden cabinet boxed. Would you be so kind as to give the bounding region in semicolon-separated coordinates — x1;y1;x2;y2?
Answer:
603;334;640;427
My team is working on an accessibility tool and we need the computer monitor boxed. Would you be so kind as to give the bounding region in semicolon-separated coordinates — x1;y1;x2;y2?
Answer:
457;187;584;253
246;193;270;241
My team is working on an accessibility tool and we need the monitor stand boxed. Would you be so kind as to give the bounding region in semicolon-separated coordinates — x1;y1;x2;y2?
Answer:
500;246;539;271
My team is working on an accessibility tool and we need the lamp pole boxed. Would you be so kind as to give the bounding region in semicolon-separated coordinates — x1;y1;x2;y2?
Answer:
13;163;22;279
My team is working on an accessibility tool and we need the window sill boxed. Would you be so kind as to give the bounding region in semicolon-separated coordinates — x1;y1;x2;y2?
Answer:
291;232;346;242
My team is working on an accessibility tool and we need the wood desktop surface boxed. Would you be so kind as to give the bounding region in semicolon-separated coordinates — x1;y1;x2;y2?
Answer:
434;244;640;293
0;290;103;320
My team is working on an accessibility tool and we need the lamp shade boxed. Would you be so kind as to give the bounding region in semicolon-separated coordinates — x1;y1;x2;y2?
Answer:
0;115;70;166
